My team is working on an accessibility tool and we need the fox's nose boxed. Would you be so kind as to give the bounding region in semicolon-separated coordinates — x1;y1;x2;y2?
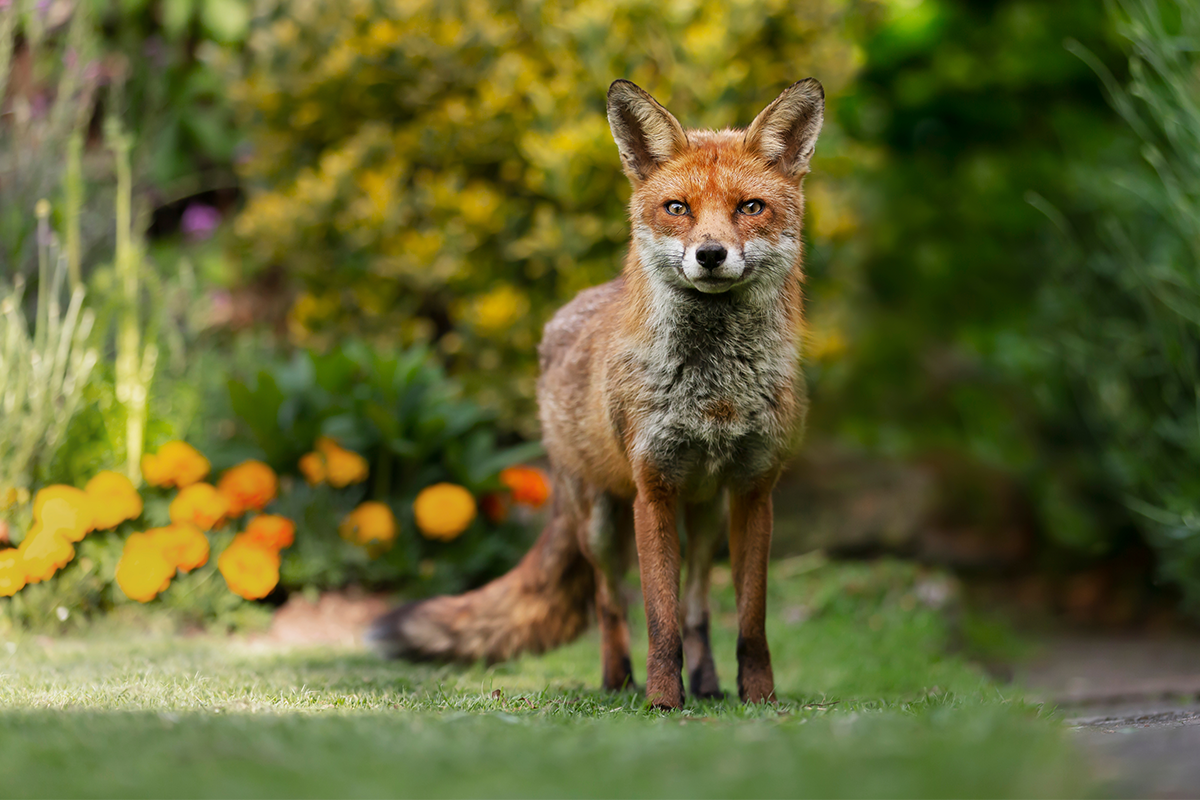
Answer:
696;242;727;271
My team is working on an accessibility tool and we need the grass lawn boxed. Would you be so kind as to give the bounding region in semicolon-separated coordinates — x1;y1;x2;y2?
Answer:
0;558;1089;798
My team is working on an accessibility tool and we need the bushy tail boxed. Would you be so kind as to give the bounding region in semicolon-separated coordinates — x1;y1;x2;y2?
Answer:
367;495;595;663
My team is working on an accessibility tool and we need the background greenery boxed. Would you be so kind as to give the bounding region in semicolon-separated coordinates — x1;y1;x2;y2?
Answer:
3;0;1200;620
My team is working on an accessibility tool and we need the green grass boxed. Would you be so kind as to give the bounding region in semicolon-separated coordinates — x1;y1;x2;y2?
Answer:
0;558;1088;798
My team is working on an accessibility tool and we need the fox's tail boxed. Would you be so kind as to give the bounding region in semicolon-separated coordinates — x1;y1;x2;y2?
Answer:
367;494;595;663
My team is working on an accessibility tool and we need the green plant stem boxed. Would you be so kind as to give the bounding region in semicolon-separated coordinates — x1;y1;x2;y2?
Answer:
108;120;150;484
64;133;84;292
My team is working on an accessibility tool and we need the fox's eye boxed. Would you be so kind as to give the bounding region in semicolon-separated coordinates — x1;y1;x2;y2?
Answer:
738;199;765;216
664;201;689;216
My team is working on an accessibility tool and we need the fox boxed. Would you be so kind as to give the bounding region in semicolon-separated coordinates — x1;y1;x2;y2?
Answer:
369;78;824;709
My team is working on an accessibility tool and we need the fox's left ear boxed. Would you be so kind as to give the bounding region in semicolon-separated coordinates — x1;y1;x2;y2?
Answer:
745;78;825;179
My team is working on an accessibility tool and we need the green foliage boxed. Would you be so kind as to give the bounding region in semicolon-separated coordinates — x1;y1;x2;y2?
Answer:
1044;0;1200;610
814;1;1133;560
231;0;874;431
0;223;98;507
223;342;544;594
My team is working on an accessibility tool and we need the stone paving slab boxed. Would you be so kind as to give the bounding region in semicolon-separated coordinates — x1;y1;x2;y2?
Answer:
1014;632;1200;798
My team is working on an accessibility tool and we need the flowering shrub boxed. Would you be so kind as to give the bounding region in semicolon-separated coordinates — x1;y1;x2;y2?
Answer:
1;412;553;629
231;0;869;432
224;342;550;596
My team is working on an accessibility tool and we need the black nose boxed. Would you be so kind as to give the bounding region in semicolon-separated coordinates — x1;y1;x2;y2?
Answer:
696;242;727;270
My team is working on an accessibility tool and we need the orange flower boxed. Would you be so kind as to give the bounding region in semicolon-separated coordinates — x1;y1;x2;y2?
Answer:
413;484;476;541
500;466;551;509
18;525;75;583
317;437;369;488
217;460;278;517
0;548;26;597
168;483;230;531
242;514;295;551
116;535;175;602
85;471;144;530
218;537;280;600
147;523;210;572
141;441;210;488
298;452;326;485
339;501;397;554
33;485;95;541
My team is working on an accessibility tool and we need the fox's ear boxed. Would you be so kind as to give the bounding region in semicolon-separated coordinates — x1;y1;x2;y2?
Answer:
745;78;825;179
607;80;688;184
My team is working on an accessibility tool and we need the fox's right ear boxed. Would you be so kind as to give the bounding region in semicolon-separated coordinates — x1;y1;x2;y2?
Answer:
607;80;688;184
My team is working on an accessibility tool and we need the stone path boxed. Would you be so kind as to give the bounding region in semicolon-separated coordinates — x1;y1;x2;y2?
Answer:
1015;633;1200;798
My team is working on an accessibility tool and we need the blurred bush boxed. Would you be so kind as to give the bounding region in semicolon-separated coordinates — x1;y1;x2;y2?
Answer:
812;1;1134;562
231;0;877;432
1041;0;1200;609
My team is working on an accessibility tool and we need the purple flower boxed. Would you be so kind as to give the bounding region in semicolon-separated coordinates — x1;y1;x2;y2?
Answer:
181;203;222;242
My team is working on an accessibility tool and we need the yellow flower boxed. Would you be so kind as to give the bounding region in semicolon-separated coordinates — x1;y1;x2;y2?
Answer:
339;501;396;554
217;460;279;517
116;536;175;602
413;484;476;541
141;441;211;488
85;471;144;530
18;525;75;583
242;514;296;551
316;437;369;488
168;483;230;531
146;524;210;573
499;466;551;509
0;548;26;597
33;485;95;542
218;537;281;600
1;486;30;511
298;452;326;485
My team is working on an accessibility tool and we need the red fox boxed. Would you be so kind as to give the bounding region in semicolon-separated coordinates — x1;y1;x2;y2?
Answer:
370;78;824;709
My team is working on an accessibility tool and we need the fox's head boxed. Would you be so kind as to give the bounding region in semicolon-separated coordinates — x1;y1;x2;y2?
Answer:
607;79;823;298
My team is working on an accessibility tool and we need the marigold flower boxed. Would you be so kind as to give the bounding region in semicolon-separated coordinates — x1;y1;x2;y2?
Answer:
339;501;397;554
85;471;144;530
147;523;210;572
217;460;278;517
242;514;295;551
317;437;369;488
116;536;175;602
413;484;476;541
218;537;280;600
168;483;230;531
499;466;551;509
18;525;75;583
141;441;211;488
0;548;26;597
298;452;326;485
33;485;95;541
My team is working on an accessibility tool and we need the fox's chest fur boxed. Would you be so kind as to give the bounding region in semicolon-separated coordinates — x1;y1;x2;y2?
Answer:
625;287;801;498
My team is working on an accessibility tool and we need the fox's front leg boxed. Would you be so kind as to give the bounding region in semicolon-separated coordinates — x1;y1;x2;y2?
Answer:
730;483;777;703
632;473;683;710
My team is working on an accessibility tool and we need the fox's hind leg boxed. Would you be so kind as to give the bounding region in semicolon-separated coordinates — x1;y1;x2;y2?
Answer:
583;491;637;691
682;495;727;700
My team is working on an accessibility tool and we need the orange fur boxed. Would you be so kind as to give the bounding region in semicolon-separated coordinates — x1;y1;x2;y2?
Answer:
370;79;825;710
